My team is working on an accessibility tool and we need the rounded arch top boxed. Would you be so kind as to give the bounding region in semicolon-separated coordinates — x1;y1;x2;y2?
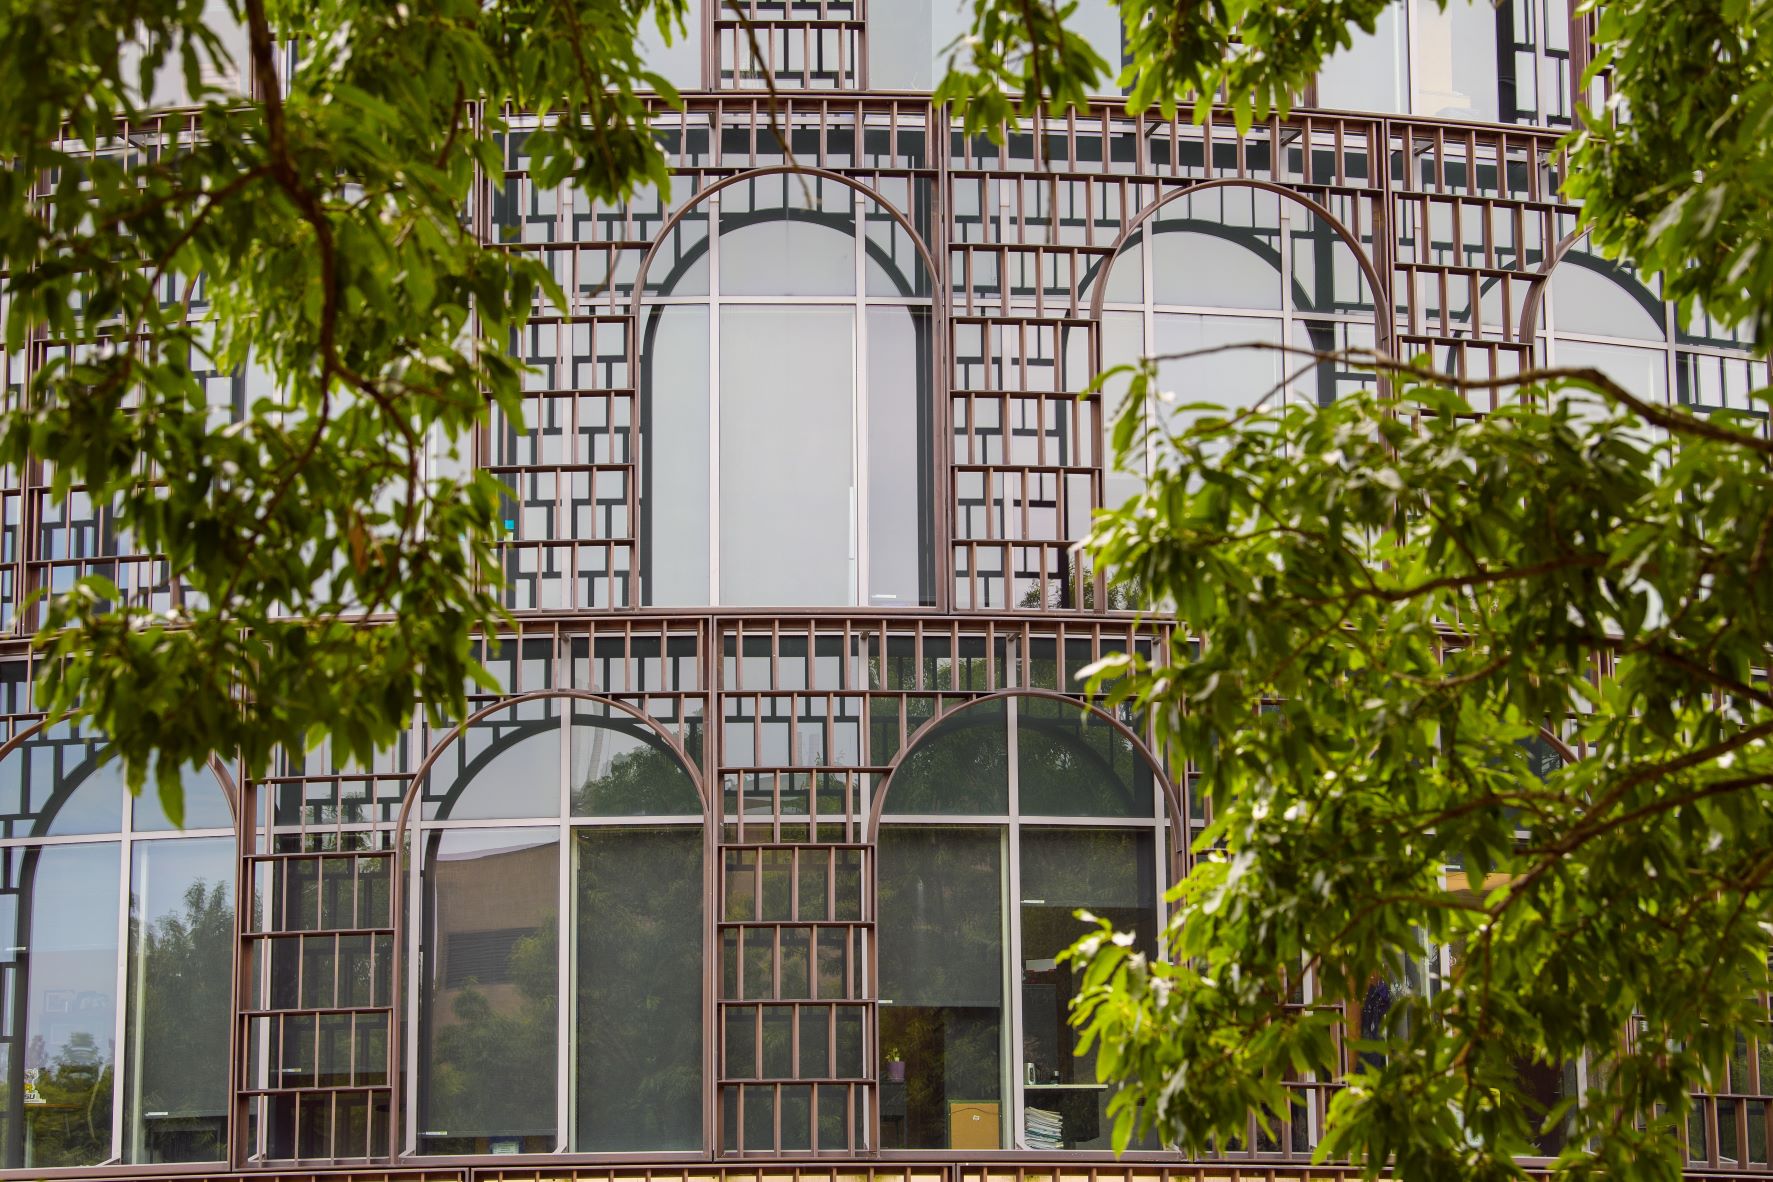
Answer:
1086;177;1393;357
0;718;238;836
1519;227;1666;346
396;689;707;834
630;165;942;318
866;688;1184;841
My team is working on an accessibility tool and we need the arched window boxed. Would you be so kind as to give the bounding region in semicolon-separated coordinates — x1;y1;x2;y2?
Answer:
1094;186;1378;519
0;729;234;1168
875;694;1168;1151
641;173;936;608
1537;234;1769;440
1542;235;1671;402
411;697;704;1156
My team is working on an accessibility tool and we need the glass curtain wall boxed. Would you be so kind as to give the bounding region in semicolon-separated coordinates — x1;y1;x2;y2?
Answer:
878;694;1165;1151
642;173;936;609
412;699;704;1156
0;733;234;1169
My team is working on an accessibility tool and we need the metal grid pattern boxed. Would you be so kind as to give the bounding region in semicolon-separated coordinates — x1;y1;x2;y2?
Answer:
0;6;1768;1177
712;2;868;92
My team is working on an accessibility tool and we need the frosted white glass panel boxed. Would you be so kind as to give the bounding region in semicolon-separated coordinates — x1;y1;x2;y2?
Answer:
867;306;935;607
646;306;711;605
869;0;935;89
637;7;700;89
1549;262;1666;342
1317;1;1408;112
1553;340;1668;402
720;307;856;605
1415;1;1501;122
1153;314;1286;415
719;185;856;297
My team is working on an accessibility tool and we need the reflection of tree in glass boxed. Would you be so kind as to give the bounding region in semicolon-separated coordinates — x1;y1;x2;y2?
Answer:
23;1033;113;1167
575;828;702;1150
882;703;1008;815
129;880;231;1162
426;917;557;1151
571;733;700;817
1016;698;1151;818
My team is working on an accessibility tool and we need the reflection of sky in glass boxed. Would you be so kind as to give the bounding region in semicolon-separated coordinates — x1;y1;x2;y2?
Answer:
28;843;121;1070
133;836;231;927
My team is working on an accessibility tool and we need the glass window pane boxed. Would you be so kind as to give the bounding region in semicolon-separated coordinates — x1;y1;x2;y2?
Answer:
1317;1;1407;112
1415;1;1501;121
132;763;233;832
881;700;1009;815
1153;313;1286;415
32;746;125;838
867;306;936;608
570;707;700;816
636;7;700;90
1150;190;1284;309
878;827;1005;1149
3;842;121;1168
1552;340;1669;403
1550;259;1667;341
419;828;558;1154
125;837;232;1163
574;828;703;1150
719;181;856;297
422;701;560;822
1017;698;1154;819
720;306;856;606
1019;828;1157;1151
868;0;935;90
644;305;711;606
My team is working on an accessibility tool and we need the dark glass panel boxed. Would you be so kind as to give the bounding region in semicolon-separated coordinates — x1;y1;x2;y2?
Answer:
574;827;702;1150
2;842;120;1167
878;827;1005;1149
1019;828;1158;1151
1016;698;1154;819
881;700;1009;816
569;707;699;816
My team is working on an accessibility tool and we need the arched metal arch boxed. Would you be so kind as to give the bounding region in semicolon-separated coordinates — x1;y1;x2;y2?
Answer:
0;718;241;822
1517;226;1668;347
628;164;943;313
388;688;707;1159
393;687;707;838
1086;177;1395;360
865;688;1187;848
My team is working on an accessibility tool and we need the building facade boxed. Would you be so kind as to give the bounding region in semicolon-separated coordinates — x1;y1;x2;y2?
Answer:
0;1;1770;1178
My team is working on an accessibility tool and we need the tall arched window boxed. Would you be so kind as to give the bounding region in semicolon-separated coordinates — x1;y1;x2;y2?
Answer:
1096;187;1378;509
641;173;936;608
876;694;1168;1151
0;730;234;1168
411;697;704;1156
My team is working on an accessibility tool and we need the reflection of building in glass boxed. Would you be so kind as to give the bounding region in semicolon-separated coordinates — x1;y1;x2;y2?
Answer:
1;2;1769;1177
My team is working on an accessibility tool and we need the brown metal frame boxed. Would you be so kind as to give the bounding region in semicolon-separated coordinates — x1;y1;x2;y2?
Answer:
2;5;1772;1176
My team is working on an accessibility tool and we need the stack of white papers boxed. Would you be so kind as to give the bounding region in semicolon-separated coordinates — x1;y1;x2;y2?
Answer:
1024;1106;1064;1150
